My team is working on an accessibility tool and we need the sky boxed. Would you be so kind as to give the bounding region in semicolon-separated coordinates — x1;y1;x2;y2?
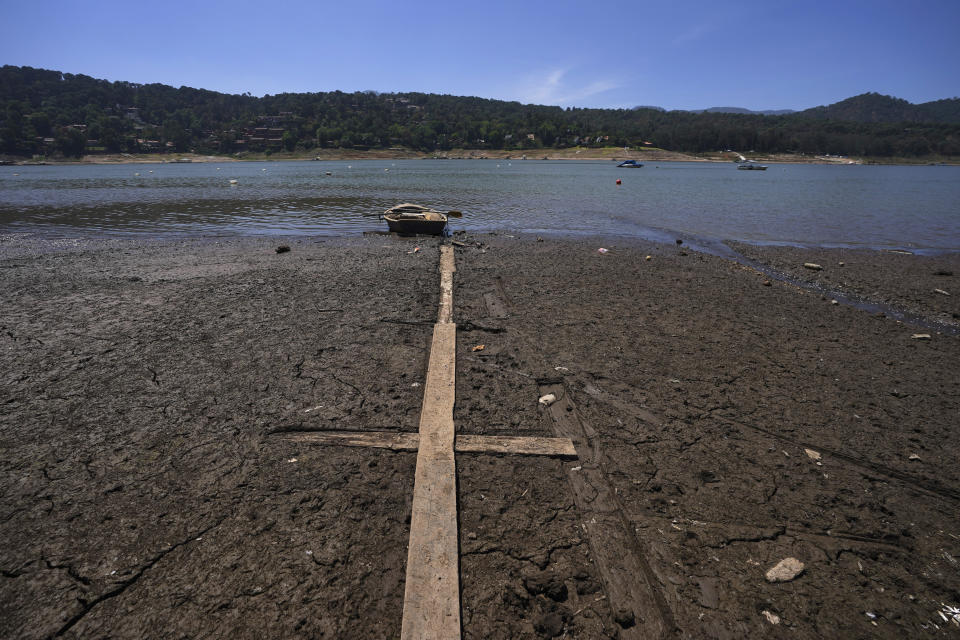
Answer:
1;0;958;111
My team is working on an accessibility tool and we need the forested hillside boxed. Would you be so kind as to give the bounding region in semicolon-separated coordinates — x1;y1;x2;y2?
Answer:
799;92;960;124
2;66;958;158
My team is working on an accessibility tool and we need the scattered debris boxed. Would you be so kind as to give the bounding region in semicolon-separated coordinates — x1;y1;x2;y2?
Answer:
830;299;839;305
805;448;822;461
934;288;950;296
765;557;805;582
839;261;845;266
763;280;772;286
554;366;569;372
909;454;921;461
287;458;298;463
451;240;467;248
645;255;652;261
303;405;324;413
538;393;557;406
803;262;823;271
912;334;932;340
471;344;485;352
598;247;609;254
275;245;291;254
939;603;960;626
761;610;781;625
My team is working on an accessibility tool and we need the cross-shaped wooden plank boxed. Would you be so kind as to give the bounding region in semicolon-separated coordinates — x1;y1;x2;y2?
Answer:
281;246;577;640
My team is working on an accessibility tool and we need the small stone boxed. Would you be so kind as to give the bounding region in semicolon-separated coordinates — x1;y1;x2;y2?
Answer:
804;448;822;461
645;255;652;261
275;245;291;254
803;262;823;270
762;610;781;625
763;280;772;286
830;299;839;305
538;393;557;406
934;288;950;296
765;557;805;582
839;262;845;266
908;454;921;461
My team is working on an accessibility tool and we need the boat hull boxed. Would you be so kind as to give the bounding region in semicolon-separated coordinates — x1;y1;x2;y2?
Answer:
384;216;448;235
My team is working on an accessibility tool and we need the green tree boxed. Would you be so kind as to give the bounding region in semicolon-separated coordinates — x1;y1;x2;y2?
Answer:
55;127;86;157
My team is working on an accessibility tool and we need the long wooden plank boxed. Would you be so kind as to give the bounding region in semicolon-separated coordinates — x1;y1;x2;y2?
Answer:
279;431;577;458
438;246;455;324
279;430;420;451
456;434;578;458
401;264;460;640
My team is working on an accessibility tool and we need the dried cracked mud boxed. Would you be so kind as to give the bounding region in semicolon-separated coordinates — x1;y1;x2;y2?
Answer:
2;232;959;638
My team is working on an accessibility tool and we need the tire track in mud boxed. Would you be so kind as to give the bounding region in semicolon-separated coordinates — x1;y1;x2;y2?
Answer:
479;274;678;639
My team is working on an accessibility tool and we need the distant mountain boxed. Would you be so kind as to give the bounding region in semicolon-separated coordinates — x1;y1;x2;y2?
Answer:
633;105;794;115
692;107;796;116
799;92;960;123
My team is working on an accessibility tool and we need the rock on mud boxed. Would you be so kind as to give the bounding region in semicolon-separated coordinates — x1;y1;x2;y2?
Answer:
765;557;805;582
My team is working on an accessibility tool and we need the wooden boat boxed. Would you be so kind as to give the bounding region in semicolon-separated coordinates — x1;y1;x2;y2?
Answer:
381;203;449;235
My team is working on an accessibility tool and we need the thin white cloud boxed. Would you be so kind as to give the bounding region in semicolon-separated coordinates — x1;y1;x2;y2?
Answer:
514;68;619;106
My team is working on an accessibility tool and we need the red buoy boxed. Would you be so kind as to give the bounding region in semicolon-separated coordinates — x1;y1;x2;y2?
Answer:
616;178;622;185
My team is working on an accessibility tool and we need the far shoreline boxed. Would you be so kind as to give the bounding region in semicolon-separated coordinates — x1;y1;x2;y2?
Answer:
4;146;957;167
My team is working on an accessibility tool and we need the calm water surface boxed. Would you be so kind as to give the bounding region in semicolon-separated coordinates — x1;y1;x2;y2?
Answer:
1;160;958;249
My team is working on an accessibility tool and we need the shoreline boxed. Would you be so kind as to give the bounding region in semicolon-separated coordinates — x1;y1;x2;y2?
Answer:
2;232;958;637
5;147;957;167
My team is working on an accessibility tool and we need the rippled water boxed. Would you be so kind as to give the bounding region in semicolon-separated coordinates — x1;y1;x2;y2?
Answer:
1;159;958;249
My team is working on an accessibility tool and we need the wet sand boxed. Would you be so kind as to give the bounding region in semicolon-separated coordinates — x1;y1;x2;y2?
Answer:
1;233;958;638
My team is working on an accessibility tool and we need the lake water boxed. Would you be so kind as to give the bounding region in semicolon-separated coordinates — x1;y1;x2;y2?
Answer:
1;160;958;250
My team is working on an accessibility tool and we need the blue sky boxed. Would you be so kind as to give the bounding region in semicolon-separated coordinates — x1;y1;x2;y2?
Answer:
1;0;958;111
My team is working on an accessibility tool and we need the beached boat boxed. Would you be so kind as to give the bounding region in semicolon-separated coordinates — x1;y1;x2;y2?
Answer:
617;160;643;168
381;203;449;235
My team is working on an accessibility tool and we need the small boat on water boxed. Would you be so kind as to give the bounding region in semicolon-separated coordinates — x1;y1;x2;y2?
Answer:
737;162;768;170
381;203;450;235
617;160;643;168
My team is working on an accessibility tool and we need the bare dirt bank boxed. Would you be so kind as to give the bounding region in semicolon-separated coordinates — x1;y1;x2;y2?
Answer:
1;233;958;638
